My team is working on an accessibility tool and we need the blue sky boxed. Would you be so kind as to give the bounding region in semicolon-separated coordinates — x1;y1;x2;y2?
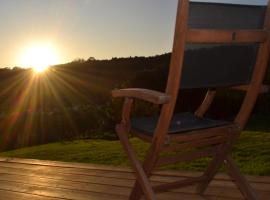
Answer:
0;0;268;68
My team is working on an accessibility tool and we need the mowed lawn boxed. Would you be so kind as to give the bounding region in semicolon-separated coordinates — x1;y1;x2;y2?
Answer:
0;115;269;176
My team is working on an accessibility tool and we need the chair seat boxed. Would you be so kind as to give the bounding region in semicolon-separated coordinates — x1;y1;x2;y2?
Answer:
131;113;230;136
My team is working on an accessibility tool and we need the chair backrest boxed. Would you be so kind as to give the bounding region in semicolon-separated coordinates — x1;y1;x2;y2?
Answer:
180;2;267;89
164;0;270;130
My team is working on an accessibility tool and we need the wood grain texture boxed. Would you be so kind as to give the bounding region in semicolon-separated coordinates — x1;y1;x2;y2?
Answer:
112;88;170;105
186;29;268;44
230;85;269;94
195;90;216;118
0;157;269;200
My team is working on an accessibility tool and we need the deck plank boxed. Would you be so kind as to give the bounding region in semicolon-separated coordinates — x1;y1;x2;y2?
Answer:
0;157;269;184
0;161;269;192
0;157;269;200
0;190;64;200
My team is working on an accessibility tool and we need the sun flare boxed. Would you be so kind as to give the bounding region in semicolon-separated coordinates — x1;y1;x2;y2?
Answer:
19;43;60;73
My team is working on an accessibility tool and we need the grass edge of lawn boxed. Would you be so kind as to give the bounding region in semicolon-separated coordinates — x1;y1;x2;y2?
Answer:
0;130;269;176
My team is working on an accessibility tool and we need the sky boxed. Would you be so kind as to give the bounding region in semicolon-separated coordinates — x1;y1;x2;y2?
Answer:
0;0;268;68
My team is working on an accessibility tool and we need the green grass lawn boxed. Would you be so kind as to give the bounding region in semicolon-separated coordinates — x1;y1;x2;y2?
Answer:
0;127;269;176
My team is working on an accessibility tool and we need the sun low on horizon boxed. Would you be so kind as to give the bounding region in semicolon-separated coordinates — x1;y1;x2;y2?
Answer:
19;42;61;73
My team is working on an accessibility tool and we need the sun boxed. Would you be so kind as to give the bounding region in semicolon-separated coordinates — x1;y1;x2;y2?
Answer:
19;43;60;73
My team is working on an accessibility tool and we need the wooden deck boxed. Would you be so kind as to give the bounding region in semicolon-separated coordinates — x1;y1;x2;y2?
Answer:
0;157;269;200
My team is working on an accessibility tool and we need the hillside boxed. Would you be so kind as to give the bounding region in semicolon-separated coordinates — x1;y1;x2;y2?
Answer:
0;45;269;151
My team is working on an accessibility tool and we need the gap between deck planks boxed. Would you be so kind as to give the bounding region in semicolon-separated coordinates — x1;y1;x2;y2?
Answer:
0;157;269;200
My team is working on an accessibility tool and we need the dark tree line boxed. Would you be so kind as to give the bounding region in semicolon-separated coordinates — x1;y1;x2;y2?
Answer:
0;46;269;150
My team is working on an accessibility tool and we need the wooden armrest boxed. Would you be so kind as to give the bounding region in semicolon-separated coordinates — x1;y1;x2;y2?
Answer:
112;88;171;104
230;85;269;93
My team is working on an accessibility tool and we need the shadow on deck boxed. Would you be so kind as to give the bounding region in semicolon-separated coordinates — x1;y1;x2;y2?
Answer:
0;157;269;200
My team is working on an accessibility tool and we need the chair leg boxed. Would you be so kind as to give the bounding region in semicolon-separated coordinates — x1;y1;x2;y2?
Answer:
116;124;157;200
196;144;229;195
129;151;158;200
224;155;258;200
129;185;142;200
130;179;145;200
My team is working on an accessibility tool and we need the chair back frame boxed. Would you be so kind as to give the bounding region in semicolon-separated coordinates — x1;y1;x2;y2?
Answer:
153;0;270;147
113;1;270;199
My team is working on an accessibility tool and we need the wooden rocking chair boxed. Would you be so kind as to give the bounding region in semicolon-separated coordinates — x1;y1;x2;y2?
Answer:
112;1;270;199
